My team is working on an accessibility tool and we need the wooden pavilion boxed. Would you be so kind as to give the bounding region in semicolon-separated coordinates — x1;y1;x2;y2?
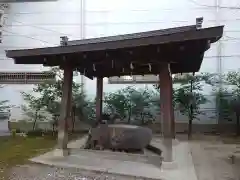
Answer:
5;21;223;161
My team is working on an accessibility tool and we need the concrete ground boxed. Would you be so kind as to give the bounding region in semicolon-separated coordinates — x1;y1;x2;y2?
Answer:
6;134;240;180
189;135;240;180
30;135;198;180
8;164;145;180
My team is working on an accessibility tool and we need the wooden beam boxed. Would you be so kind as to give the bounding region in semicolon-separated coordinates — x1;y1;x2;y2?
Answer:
159;63;175;162
57;63;73;156
76;68;94;80
96;77;103;123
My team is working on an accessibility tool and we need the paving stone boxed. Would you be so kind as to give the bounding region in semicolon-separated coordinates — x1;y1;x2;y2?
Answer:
8;164;144;180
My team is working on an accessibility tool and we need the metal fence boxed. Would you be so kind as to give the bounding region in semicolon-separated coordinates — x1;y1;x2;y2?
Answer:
0;72;55;84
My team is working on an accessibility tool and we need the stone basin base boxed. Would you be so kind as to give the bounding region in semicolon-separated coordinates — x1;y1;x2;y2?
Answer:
71;148;163;167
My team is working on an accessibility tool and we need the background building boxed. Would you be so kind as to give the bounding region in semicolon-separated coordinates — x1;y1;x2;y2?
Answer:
0;0;239;124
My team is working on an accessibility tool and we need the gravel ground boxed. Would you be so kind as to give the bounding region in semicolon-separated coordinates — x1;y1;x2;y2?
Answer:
190;137;240;180
7;164;144;180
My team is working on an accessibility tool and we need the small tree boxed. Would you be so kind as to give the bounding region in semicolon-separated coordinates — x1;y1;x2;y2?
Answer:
32;67;89;130
104;86;155;125
222;71;240;135
104;89;130;121
214;89;233;123
153;73;213;138
129;88;155;125
214;89;240;136
0;86;10;117
21;92;46;130
173;73;208;139
22;67;91;132
84;99;96;125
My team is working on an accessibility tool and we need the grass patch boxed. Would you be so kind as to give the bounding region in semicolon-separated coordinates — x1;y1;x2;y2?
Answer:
0;132;86;179
0;136;56;177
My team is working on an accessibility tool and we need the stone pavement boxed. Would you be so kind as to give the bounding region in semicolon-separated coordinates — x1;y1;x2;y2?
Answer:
151;138;198;180
31;136;198;180
9;164;146;180
67;135;88;148
190;140;240;180
31;149;165;179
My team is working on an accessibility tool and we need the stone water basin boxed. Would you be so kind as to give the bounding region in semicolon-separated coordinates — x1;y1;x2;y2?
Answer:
108;124;153;151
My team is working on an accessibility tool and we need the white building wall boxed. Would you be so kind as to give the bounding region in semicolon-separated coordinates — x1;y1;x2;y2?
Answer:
0;0;239;122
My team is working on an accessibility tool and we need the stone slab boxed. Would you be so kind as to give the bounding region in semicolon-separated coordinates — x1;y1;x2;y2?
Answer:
31;136;198;180
52;148;70;157
70;148;163;166
31;152;167;180
67;135;88;148
161;161;178;169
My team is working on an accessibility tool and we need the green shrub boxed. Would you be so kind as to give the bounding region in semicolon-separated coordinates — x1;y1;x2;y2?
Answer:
26;129;43;137
27;130;59;138
15;129;22;133
11;129;16;137
43;130;57;137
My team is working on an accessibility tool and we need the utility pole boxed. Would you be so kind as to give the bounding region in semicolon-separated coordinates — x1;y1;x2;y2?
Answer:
189;74;194;139
216;0;223;86
215;0;223;129
80;0;85;94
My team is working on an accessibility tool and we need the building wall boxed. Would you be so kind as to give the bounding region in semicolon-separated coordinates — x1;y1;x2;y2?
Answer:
8;120;90;132
0;0;239;123
8;120;237;134
148;123;237;134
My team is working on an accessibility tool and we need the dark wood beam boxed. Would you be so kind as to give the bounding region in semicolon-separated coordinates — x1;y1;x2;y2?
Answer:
57;63;73;156
96;77;103;123
159;63;175;162
76;68;94;80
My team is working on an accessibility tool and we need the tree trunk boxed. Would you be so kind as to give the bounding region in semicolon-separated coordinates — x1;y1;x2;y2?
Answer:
140;112;144;125
236;114;240;136
188;79;193;139
188;105;193;139
127;115;131;124
72;115;75;133
71;107;77;133
188;116;193;139
32;111;38;130
52;123;55;136
127;109;131;124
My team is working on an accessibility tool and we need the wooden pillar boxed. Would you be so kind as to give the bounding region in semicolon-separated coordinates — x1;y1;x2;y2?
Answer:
67;96;73;132
96;77;103;123
56;64;73;156
159;63;175;162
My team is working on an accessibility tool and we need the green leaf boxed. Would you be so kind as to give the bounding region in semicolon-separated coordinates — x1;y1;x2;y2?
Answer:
21;67;93;124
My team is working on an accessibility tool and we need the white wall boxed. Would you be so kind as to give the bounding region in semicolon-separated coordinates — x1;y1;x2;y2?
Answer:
0;0;239;122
